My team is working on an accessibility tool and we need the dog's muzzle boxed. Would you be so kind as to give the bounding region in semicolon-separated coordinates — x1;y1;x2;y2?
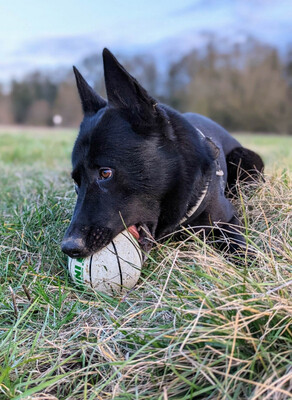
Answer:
61;225;112;258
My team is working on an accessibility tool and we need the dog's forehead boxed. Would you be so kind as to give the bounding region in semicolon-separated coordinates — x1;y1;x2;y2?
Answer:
73;108;145;169
81;108;135;144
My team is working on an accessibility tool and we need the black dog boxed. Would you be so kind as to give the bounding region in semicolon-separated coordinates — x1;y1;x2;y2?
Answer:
61;48;264;258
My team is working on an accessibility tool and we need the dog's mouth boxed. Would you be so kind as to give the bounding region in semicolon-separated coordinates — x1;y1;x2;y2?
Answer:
62;221;155;259
128;223;154;254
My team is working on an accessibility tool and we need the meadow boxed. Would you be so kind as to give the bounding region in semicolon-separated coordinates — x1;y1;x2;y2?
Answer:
0;127;291;399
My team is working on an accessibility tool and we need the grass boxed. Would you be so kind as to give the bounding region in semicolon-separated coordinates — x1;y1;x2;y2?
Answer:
0;127;291;399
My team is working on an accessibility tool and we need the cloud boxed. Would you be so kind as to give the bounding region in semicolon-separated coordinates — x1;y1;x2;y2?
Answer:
172;0;235;16
1;0;291;83
17;34;102;61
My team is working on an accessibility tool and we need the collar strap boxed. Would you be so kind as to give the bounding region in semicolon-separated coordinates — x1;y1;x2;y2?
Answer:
196;127;206;138
179;127;223;225
179;180;210;225
179;126;209;224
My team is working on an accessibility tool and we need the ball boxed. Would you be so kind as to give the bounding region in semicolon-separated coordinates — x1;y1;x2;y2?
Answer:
68;230;143;295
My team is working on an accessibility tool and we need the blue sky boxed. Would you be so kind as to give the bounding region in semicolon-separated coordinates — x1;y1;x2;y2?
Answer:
0;0;291;82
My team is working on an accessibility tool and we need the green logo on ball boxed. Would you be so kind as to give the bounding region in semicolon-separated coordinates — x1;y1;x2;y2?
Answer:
74;258;84;285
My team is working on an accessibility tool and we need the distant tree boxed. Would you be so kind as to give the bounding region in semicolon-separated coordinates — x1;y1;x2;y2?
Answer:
2;37;292;133
0;85;13;124
284;46;292;133
123;55;159;97
167;38;292;134
81;54;106;97
11;80;33;123
10;72;58;125
26;100;51;126
167;50;199;111
81;53;159;99
53;79;83;126
285;46;292;83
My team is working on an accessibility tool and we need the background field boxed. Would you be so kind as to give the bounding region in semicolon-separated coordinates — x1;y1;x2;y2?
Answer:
1;127;291;171
0;128;291;399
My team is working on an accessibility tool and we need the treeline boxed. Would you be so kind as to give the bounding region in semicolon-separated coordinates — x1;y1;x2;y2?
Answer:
1;37;292;133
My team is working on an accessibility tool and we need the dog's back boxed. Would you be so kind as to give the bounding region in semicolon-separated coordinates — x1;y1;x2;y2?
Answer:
184;112;264;193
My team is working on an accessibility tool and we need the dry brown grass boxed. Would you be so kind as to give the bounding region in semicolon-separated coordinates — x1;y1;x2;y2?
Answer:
1;171;291;399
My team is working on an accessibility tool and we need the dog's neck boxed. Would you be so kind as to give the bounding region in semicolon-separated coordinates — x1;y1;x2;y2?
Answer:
179;178;211;225
179;127;217;225
155;110;219;239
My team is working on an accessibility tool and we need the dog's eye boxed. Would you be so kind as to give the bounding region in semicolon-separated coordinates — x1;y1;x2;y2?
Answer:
99;168;113;180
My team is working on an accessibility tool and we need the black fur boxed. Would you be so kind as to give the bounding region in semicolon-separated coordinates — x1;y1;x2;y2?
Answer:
61;48;264;258
226;147;264;195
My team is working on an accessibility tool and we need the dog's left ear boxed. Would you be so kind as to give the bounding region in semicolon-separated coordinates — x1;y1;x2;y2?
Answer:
102;48;161;126
73;66;107;114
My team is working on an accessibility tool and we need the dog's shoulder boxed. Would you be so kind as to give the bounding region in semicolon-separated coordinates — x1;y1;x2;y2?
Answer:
183;112;241;156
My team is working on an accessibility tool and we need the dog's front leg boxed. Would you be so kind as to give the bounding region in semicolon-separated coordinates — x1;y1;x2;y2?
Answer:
208;197;249;255
215;215;247;254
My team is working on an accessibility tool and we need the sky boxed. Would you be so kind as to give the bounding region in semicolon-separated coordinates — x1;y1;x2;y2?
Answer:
0;0;292;82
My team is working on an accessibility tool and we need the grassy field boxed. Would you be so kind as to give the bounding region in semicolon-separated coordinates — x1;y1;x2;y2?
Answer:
0;127;291;399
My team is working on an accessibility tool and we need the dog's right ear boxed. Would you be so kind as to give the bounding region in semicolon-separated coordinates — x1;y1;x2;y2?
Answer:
102;48;156;123
102;49;175;140
73;66;106;114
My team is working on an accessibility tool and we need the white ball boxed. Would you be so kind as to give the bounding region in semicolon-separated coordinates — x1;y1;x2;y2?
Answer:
68;230;143;295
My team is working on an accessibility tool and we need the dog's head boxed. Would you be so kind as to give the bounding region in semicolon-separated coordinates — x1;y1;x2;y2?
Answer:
61;49;176;258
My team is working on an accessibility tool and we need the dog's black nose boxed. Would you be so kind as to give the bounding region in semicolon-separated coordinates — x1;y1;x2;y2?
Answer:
61;238;86;258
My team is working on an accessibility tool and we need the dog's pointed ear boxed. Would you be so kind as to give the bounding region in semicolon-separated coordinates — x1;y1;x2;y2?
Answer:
102;48;156;122
73;66;106;114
